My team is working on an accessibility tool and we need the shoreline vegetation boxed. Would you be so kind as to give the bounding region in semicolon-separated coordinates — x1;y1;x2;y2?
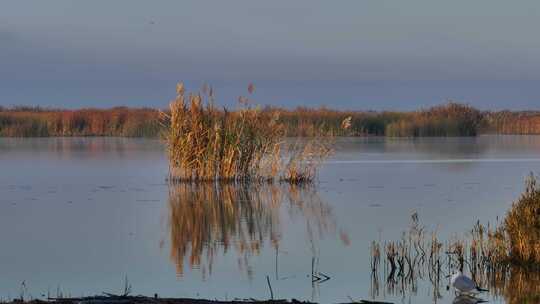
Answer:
370;174;540;304
2;91;540;138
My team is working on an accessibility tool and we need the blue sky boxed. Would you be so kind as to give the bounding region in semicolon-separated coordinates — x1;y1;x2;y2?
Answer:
1;1;539;110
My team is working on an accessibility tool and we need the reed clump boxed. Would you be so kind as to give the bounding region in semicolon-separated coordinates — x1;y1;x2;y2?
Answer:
504;173;540;265
163;83;336;183
466;173;540;267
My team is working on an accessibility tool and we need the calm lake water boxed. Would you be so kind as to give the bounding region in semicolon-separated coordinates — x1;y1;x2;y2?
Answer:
1;136;540;303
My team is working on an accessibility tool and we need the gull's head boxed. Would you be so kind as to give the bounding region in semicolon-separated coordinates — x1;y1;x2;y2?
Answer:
446;271;462;281
446;271;460;278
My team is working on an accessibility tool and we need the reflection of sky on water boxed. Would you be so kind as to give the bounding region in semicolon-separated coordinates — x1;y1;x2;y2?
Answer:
333;136;540;162
0;136;540;303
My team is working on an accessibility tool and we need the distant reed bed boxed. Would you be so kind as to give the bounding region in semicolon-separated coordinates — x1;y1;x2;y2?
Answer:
3;99;540;138
385;102;482;137
482;111;540;135
162;83;334;183
271;107;403;136
0;106;161;137
0;103;484;138
274;102;485;137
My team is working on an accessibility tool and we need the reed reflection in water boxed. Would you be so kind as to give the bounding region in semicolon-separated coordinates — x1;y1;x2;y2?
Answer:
477;267;540;304
375;259;540;304
167;183;342;279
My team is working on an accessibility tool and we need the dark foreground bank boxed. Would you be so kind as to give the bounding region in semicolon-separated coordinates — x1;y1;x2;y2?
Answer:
2;295;390;304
